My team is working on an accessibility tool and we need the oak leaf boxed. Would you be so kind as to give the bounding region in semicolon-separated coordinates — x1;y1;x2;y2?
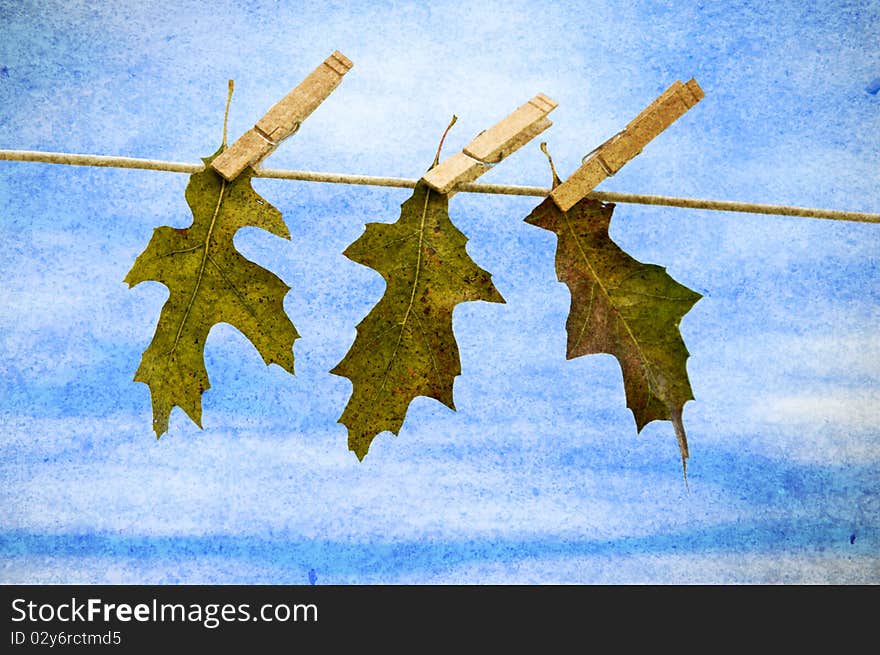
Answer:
525;197;701;472
332;182;505;459
125;147;299;436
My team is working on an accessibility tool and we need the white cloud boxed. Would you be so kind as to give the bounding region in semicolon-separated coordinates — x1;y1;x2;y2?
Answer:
0;414;751;541
747;390;880;463
753;390;880;430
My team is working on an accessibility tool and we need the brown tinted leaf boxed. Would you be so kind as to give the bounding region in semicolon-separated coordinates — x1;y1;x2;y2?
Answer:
525;197;701;473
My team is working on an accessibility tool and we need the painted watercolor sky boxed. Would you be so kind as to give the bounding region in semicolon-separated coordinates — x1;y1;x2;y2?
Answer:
1;1;878;583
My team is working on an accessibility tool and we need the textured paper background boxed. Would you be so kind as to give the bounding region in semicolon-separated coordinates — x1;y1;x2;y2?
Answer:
1;0;877;583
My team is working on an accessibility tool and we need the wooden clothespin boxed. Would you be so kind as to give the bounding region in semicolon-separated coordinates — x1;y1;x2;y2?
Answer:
212;51;353;180
422;94;558;194
549;78;704;211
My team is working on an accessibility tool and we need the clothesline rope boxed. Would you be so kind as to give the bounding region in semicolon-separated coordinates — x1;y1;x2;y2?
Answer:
1;149;878;224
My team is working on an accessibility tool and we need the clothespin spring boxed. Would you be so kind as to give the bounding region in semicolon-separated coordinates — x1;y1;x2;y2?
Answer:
253;121;301;148
580;130;625;176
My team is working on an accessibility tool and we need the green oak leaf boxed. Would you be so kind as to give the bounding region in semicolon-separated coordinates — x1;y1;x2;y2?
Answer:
331;181;505;459
125;147;299;436
525;196;701;473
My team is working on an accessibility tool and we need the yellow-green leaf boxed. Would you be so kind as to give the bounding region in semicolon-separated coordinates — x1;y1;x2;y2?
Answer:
525;197;701;472
125;147;299;436
331;182;505;459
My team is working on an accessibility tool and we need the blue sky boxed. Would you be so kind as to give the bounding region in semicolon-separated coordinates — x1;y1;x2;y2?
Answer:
0;0;878;583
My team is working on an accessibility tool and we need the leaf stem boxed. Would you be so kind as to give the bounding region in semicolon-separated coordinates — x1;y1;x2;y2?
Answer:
431;115;458;169
540;142;562;189
222;80;235;148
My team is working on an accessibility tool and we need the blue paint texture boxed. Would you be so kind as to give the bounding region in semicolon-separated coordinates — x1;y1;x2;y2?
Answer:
0;0;878;583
